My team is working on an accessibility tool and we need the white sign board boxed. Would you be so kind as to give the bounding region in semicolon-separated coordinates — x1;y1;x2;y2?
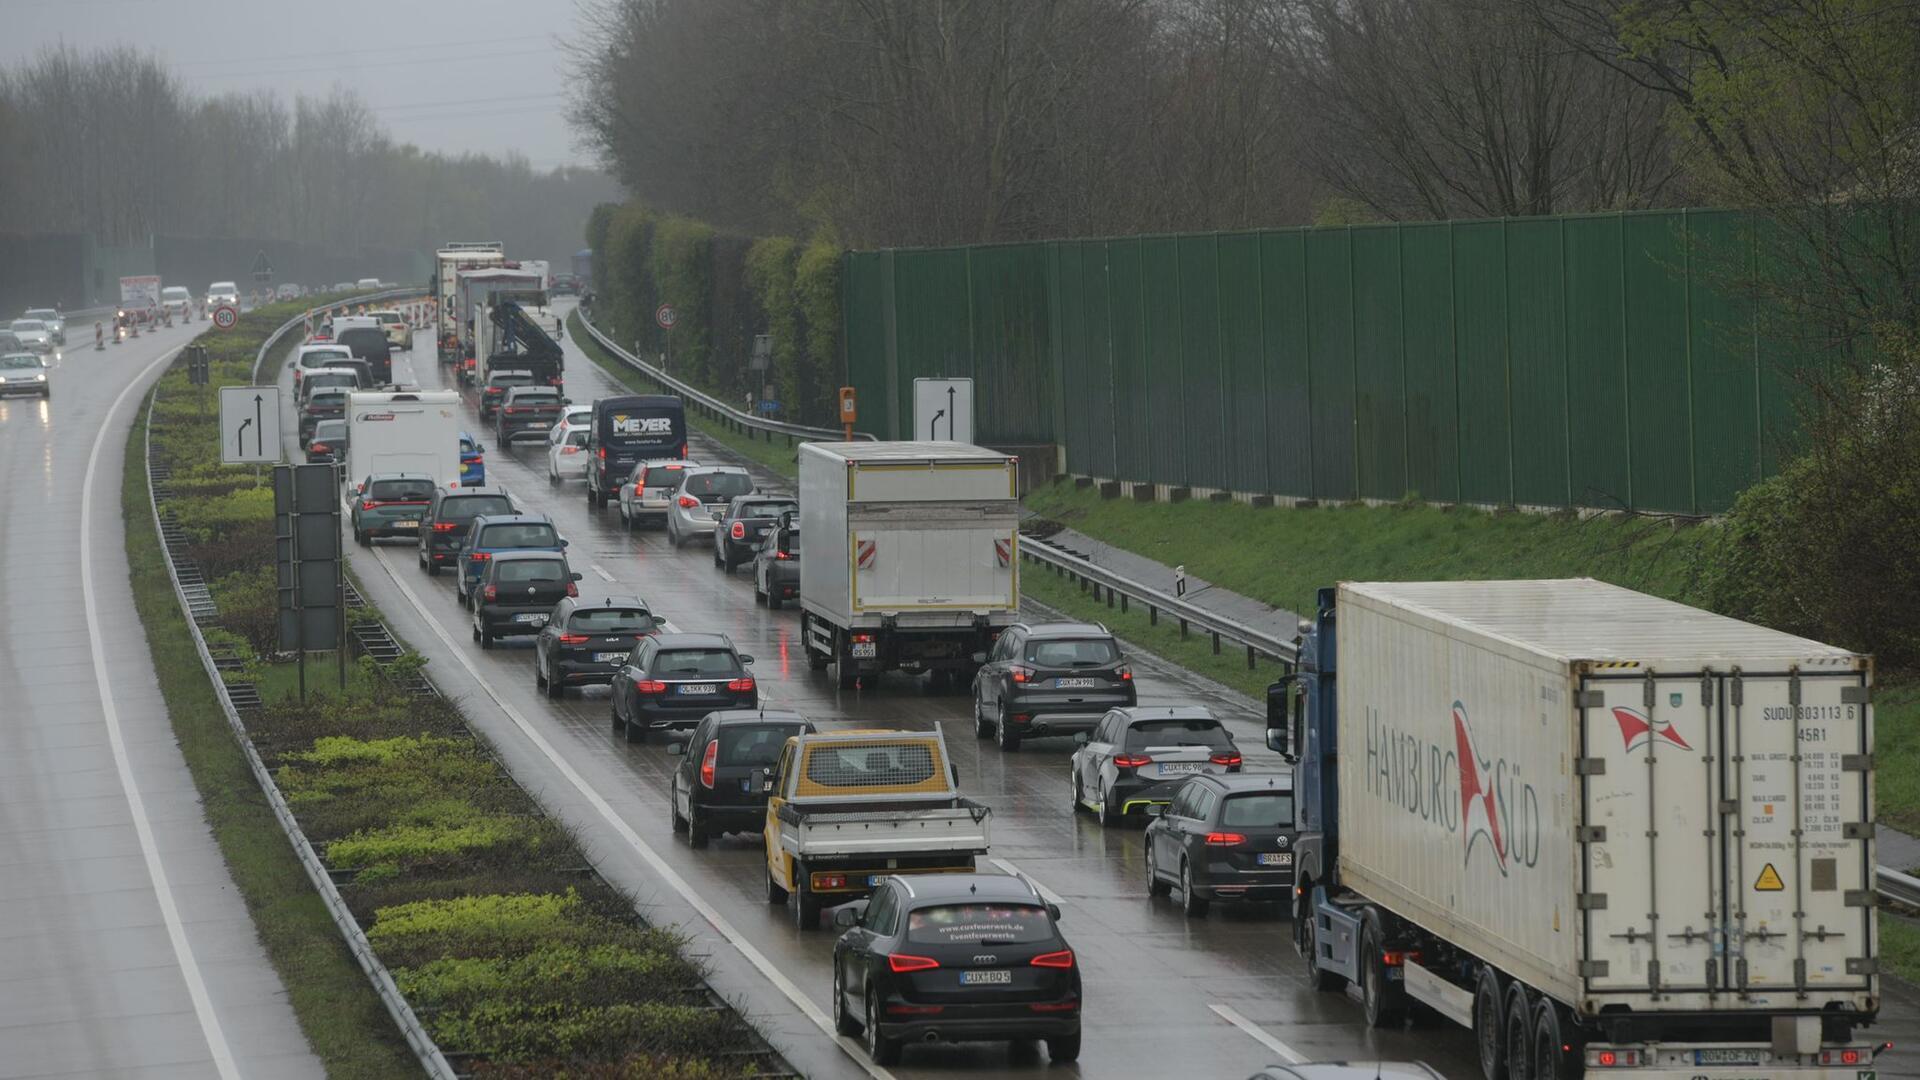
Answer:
913;377;974;443
220;385;283;464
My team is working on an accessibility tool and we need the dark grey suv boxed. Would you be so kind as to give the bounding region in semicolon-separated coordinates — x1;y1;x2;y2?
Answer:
415;486;515;576
971;622;1135;751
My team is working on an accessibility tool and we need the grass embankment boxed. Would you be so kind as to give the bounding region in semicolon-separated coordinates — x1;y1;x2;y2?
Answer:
568;309;799;479
134;308;777;1075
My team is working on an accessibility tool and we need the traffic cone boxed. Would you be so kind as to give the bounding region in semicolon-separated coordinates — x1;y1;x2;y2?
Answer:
94;322;104;351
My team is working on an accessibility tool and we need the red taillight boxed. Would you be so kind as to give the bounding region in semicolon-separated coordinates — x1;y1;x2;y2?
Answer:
432;522;459;532
885;1003;944;1016
1030;950;1075;969
730;521;746;540
634;679;667;694
1205;832;1246;846
1112;754;1152;769
360;500;381;509
852;632;874;643
562;445;579;454
1117;665;1133;681
309;443;329;453
597;447;606;460
1210;750;1243;767
1380;949;1421;967
565;581;579;598
774;550;792;560
888;954;939;973
504;406;518;414
728;677;755;692
483;585;497;601
699;740;718;788
1842;1050;1862;1065
1009;664;1035;684
470;552;490;562
678;495;699;508
558;633;589;644
1597;1052;1617;1067
1029;1001;1079;1012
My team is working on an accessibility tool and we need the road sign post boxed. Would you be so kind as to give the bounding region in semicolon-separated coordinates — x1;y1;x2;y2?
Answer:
219;385;283;464
655;303;677;373
839;386;857;441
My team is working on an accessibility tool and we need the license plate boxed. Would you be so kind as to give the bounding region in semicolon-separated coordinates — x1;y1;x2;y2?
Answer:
1692;1050;1764;1066
514;613;547;625
868;874;887;886
1158;762;1201;775
1257;853;1293;866
960;970;1012;986
851;642;877;659
679;683;716;695
594;651;625;663
393;520;419;528
1055;677;1096;689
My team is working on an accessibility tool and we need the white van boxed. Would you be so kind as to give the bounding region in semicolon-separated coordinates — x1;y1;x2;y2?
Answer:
345;391;463;489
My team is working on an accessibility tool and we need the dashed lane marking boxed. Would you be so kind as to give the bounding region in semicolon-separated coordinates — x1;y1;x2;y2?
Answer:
1208;1003;1307;1064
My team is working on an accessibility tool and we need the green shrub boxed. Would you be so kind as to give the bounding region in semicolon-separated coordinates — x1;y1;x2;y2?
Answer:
367;890;583;962
427;999;734;1062
795;236;842;424
396;943;700;1010
328;816;528;879
651;216;716;385
472;1056;745;1080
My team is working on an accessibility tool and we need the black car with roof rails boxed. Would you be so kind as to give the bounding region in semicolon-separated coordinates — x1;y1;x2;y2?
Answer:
586;394;688;508
416;486;515;575
610;632;756;742
712;493;798;570
479;369;533;421
335;326;392;383
301;388;349;443
666;709;817;846
306;418;348;464
455;512;566;605
495;384;565;447
470;550;581;647
831;873;1080;1066
972;621;1136;751
1143;771;1296;917
533;594;659;697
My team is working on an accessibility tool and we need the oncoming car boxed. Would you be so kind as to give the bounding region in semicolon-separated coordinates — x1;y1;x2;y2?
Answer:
8;319;52;354
0;353;51;398
830;873;1080;1066
22;308;64;344
1070;706;1242;825
159;287;192;320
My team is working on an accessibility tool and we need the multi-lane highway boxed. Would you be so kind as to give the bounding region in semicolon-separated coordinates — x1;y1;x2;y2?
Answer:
265;301;1482;1079
0;316;322;1078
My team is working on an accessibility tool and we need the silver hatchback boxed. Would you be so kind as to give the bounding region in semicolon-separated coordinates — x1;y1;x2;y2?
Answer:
664;466;754;547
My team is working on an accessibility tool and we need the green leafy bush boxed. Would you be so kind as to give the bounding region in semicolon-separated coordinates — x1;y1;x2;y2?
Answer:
396;943;700;1010
328;816;528;879
428;999;734;1062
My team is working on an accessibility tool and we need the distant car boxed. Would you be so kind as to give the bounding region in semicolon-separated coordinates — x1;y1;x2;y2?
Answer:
533;594;658;697
356;277;383;290
0;352;50;398
550;273;580;296
751;513;799;609
206;281;240;309
22;308;64;344
0;331;22;354
469;550;580;647
1143;772;1295;917
479;369;534;421
415;485;515;576
458;432;487;487
712;494;797;571
666;709;816;846
332;282;356;293
544;408;593;483
276;283;302;301
609;632;757;742
1070;707;1242;825
665;466;753;547
307;418;348;464
617;457;698;526
8;319;52;354
349;473;436;545
292;344;355;391
830;873;1080;1066
158;288;192;321
972;622;1136;751
455;513;566;606
1246;1064;1444;1080
370;309;412;350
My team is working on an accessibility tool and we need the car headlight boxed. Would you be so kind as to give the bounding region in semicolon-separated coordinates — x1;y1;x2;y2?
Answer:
35;373;46;382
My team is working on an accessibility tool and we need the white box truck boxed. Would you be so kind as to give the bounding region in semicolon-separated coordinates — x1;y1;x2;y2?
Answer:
345;391;463;488
1268;578;1880;1079
797;441;1020;690
433;242;504;361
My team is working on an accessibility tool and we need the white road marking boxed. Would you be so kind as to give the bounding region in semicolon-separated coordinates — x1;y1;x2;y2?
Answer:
591;563;616;582
1208;1003;1307;1064
987;857;1066;906
364;544;891;1080
82;345;243;1080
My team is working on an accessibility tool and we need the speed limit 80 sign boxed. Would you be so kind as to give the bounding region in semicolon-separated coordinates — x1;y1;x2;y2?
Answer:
211;304;240;330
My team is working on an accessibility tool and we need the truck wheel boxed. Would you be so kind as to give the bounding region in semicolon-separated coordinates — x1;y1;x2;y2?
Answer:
1533;999;1571;1080
995;705;1022;751
1474;967;1506;1080
1303;905;1347;992
765;861;789;905
1504;984;1533;1080
808;646;829;671
835;661;858;691
1360;919;1406;1028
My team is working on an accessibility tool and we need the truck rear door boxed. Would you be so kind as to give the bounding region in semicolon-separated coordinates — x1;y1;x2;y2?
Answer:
1579;669;1872;1003
852;521;1016;612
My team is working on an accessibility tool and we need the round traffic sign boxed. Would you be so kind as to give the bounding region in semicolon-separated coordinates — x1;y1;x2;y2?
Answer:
211;304;240;330
655;303;677;330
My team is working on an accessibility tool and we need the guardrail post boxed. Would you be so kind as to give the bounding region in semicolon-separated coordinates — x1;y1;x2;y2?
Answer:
1106;588;1114;609
1247;644;1256;669
1212;630;1222;655
1179;618;1188;639
1079;574;1088;594
1149;605;1158;626
1119;594;1128;614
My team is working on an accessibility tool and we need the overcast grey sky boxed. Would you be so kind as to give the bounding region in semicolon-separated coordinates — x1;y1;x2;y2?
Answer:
0;0;593;170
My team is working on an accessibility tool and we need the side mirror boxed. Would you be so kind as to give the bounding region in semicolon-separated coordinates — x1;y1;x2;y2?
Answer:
760;772;776;795
833;900;869;928
570;572;584;582
949;762;960;787
970;652;987;665
1072;732;1090;745
665;741;687;756
1143;803;1165;817
1267;675;1299;764
738;654;755;666
558;537;569;547
1046;903;1062;921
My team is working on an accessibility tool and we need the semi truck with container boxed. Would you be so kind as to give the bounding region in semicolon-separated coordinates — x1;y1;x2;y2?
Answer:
1268;578;1882;1080
433;242;505;362
797;441;1020;691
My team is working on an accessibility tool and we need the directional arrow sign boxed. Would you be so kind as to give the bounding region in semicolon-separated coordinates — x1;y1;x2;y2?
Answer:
220;385;283;464
912;377;973;443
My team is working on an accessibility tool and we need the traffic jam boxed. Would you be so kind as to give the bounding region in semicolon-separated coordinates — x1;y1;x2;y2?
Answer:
283;243;1888;1080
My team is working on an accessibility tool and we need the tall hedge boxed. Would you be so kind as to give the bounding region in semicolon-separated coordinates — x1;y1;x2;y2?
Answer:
794;237;841;424
650;216;715;385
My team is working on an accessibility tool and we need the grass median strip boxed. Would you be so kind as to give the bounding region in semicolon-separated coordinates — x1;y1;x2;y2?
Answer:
133;309;786;1075
567;309;800;479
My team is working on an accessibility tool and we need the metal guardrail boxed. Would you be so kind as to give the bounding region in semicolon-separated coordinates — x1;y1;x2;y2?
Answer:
152;309;461;1080
575;305;878;444
1880;866;1920;910
1016;533;1300;670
